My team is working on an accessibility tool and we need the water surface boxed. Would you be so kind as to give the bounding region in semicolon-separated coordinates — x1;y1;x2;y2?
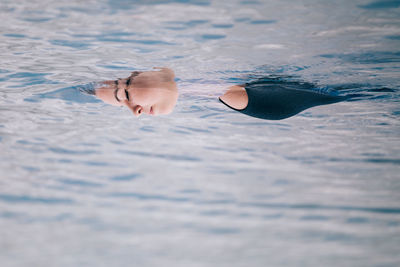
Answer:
0;0;400;266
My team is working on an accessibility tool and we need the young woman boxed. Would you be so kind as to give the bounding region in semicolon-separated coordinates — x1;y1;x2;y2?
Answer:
28;67;344;120
94;68;344;120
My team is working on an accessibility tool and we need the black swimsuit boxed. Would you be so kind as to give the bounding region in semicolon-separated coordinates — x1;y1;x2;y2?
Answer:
219;77;346;120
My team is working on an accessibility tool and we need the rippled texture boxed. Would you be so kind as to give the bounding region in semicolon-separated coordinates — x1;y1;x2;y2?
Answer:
1;0;400;266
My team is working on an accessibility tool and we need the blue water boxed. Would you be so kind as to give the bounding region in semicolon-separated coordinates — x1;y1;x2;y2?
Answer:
1;0;400;266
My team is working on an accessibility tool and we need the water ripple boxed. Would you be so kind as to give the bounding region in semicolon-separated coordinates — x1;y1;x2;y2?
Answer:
118;149;201;161
109;192;191;202
111;173;142;181
49;147;98;155
241;202;400;214
359;0;400;9
0;194;74;205
59;179;104;188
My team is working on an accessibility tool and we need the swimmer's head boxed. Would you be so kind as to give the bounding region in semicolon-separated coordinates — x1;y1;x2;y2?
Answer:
95;67;178;117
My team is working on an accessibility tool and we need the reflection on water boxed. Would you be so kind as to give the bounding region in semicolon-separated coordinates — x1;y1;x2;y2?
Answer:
1;0;400;266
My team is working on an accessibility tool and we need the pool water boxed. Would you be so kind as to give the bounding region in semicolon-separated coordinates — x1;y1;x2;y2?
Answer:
1;0;400;266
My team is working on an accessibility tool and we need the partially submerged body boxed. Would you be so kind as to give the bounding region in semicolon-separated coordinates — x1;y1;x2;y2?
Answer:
95;69;345;121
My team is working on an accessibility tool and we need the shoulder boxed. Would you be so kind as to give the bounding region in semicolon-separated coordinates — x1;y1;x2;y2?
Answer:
219;85;248;110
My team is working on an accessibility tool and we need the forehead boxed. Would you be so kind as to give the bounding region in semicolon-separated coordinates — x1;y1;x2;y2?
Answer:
160;90;179;113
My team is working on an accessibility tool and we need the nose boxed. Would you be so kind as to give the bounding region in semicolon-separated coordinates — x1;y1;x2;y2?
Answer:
132;105;143;117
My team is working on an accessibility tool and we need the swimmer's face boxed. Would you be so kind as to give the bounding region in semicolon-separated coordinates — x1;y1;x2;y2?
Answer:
95;68;178;117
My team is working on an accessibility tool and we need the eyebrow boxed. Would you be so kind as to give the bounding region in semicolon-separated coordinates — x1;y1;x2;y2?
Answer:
125;89;130;101
125;78;131;101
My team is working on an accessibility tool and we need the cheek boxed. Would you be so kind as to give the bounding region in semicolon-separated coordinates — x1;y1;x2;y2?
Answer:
132;89;160;105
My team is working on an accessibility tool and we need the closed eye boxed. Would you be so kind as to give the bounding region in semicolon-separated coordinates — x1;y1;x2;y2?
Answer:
114;88;121;102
